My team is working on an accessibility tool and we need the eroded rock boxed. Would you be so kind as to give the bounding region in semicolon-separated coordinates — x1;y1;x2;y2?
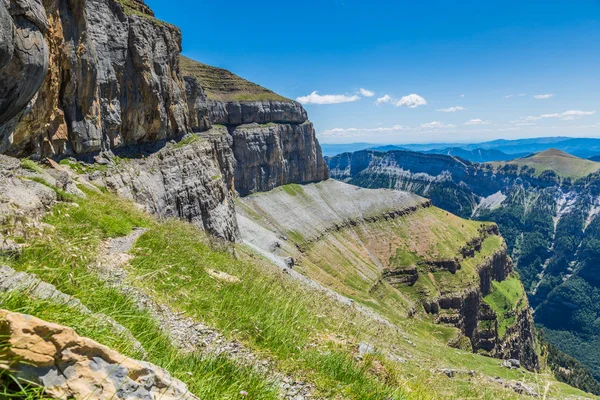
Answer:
0;309;198;399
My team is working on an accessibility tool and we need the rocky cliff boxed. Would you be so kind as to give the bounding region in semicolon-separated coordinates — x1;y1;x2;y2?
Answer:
179;56;328;196
0;0;328;239
237;180;540;370
327;148;600;381
0;309;198;399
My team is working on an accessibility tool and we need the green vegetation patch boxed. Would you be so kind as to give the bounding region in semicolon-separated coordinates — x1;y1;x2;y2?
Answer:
483;276;526;337
1;189;277;399
20;159;45;174
180;56;290;102
491;149;600;180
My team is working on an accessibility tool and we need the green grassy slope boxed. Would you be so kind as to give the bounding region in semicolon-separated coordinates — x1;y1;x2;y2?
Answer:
180;56;290;102
0;173;595;399
491;149;600;179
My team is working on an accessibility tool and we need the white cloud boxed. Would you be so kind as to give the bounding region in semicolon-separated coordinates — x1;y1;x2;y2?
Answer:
359;88;375;97
534;94;555;99
375;94;394;106
460;94;465;98
464;119;490;126
436;106;466;113
518;93;527;97
420;121;455;129
396;94;427;108
515;110;596;123
504;95;514;99
296;91;360;105
541;110;596;120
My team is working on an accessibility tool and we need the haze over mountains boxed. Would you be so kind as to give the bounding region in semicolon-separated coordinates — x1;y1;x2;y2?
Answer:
327;146;600;388
0;0;599;398
321;137;600;162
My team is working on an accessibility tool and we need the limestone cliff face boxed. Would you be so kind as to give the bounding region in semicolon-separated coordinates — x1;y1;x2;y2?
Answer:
0;0;329;239
101;128;239;241
231;122;328;196
425;246;539;371
180;56;328;195
1;0;188;157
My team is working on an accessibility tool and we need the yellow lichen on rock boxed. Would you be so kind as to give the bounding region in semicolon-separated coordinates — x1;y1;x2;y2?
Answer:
0;309;198;400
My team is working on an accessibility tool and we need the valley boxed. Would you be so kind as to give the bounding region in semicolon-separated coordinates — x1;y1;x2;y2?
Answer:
327;147;600;392
0;0;597;398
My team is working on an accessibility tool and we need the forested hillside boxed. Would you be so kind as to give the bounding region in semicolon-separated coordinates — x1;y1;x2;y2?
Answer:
327;148;600;387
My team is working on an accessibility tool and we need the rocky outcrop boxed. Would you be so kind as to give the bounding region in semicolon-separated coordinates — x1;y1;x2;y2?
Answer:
180;56;327;196
186;92;308;129
0;0;49;150
422;246;539;371
0;309;198;399
477;249;512;295
1;0;188;157
102;128;239;241
492;306;539;371
231;122;329;196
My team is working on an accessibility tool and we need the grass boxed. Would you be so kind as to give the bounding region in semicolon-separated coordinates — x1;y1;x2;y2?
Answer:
483;276;527;337
173;134;201;149
0;189;278;399
491;149;600;180
19;159;44;174
180;56;290;103
0;185;595;399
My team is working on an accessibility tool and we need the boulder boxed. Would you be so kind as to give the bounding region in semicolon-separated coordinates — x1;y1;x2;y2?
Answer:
0;309;199;400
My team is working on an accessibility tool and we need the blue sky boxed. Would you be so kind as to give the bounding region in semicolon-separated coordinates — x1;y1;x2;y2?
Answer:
146;0;600;144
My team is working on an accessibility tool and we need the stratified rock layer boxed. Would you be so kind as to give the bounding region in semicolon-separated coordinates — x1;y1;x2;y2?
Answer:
0;0;329;240
102;128;239;241
0;309;198;400
1;0;187;157
231;122;328;196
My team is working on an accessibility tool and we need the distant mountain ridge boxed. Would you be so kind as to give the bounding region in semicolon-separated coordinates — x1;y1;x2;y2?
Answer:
321;137;600;160
326;147;600;383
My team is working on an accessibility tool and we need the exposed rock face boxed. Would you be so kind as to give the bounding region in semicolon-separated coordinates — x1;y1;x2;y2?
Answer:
326;149;558;218
0;0;329;242
102;129;239;241
423;245;539;371
1;0;188;157
0;309;198;400
0;155;56;224
180;56;328;195
0;0;49;150
231;122;329;196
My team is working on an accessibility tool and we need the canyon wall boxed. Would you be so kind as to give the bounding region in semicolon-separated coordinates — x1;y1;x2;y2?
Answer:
0;0;328;239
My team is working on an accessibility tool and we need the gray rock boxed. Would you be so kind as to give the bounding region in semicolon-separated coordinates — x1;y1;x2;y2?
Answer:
501;359;521;369
0;2;14;70
232;122;329;196
441;369;456;378
0;239;20;256
0;0;49;134
103;129;239;241
357;342;376;356
283;257;294;268
1;0;187;157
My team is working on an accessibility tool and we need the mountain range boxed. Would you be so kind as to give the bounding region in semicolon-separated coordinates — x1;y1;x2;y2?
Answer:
327;147;600;388
0;0;597;398
321;137;600;161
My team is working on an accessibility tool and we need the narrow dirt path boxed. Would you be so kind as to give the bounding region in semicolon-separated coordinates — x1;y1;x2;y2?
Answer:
93;228;315;400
